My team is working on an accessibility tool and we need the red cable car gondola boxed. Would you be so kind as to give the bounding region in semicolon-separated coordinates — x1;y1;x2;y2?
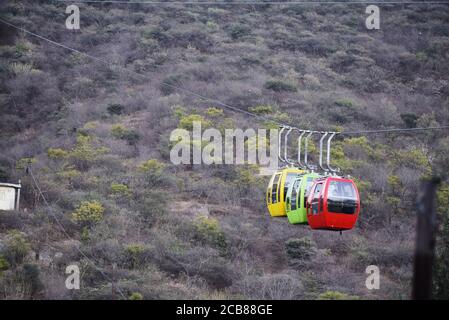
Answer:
306;176;360;231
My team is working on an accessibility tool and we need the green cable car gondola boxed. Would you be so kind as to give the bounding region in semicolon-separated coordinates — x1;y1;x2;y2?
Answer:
285;172;322;224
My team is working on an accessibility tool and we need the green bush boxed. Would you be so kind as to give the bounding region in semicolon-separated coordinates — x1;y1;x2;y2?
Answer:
207;7;228;17
138;159;167;187
172;105;186;118
234;166;260;188
110;124;127;137
335;99;354;109
205;107;224;118
72;200;105;225
1;230;31;266
15;41;32;56
178;114;211;130
193;216;227;252
110;183;131;197
83;121;99;130
15;157;37;170
81;227;90;242
285;237;316;261
264;80;297;92
328;98;357;124
318;291;359;300
0;256;11;274
206;21;219;33
57;166;82;180
69;135;109;169
138;159;165;174
47;148;69;159
248;105;273;115
136;189;168;223
437;184;449;216
124;243;146;269
111;124;140;145
129;292;144;300
392;149;431;173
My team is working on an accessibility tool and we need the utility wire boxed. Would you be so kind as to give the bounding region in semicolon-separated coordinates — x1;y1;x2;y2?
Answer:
1;17;449;137
341;125;449;135
27;164;127;299
0;17;296;128
0;18;105;64
52;1;449;5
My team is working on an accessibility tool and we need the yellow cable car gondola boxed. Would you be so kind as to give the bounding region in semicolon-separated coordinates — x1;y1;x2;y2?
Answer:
266;167;305;217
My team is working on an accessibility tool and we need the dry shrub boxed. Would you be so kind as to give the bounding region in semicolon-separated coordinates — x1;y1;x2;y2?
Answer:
235;272;303;300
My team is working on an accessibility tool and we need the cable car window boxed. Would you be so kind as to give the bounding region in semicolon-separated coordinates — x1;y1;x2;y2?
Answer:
327;181;358;214
284;173;298;200
313;183;323;200
291;180;300;210
271;173;281;203
303;177;315;205
311;183;323;215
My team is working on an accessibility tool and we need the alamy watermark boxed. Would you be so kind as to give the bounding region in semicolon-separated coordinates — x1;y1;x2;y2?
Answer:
65;264;80;290
365;265;380;290
65;5;80;30
366;5;380;30
170;121;279;171
64;5;379;31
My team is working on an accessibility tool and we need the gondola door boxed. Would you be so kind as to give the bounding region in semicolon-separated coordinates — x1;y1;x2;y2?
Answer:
307;180;325;228
267;172;284;217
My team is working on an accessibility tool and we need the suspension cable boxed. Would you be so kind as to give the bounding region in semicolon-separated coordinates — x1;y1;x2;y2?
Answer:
2;17;449;137
52;1;449;5
2;15;449;138
0;17;293;127
26;164;127;299
341;125;449;135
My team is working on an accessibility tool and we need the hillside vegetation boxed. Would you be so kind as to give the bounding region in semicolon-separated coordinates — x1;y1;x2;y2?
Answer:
0;0;449;299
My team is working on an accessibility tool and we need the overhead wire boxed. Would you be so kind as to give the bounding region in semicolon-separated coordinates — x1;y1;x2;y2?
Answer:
2;17;449;136
52;1;449;5
27;164;127;299
0;17;296;127
341;125;449;135
0;152;127;298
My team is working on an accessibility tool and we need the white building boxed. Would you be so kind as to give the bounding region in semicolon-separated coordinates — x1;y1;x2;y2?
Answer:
0;181;21;211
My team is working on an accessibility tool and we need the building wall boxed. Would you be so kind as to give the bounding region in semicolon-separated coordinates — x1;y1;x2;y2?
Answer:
0;186;16;210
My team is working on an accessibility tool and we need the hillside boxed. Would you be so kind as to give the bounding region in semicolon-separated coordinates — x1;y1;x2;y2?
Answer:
0;0;449;299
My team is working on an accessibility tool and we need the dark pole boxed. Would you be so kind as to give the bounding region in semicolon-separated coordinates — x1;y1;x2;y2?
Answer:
412;177;440;300
112;263;116;300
